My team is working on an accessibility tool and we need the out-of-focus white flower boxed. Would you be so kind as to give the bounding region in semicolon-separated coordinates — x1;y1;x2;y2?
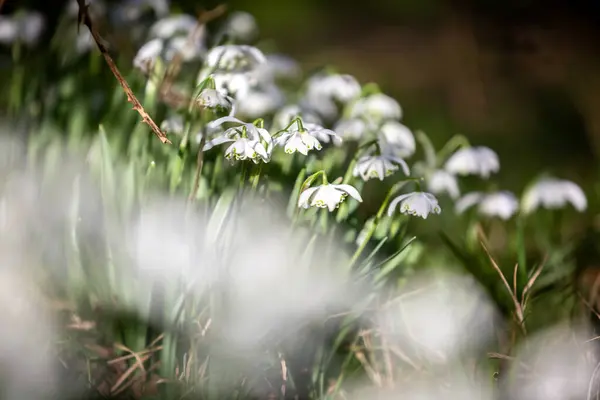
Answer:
353;154;410;181
75;29;94;54
275;120;340;155
298;184;362;212
0;17;18;45
211;72;256;98
388;192;441;219
164;35;205;62
18;12;44;45
262;54;301;81
224;138;269;163
205;44;266;73
272;104;322;131
349;93;402;123
427;170;460;199
444;146;499;179
303;122;342;145
235;84;285;119
150;14;197;39
521;177;587;214
301;73;361;121
300;92;338;122
456;191;518;220
133;38;164;72
379;120;416;158
196;88;233;112
223;11;259;43
160;115;185;135
306;73;361;104
0;11;45;46
333;118;370;141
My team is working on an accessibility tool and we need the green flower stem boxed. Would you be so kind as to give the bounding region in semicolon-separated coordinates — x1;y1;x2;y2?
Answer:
436;134;471;163
341;139;378;184
415;130;437;169
348;182;402;269
251;163;263;191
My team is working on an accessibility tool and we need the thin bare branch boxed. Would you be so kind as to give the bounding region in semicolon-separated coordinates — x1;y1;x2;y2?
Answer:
75;0;171;144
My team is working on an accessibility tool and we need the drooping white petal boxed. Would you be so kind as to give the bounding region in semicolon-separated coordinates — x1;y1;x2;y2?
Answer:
379;121;416;158
478;191;519;220
428;170;460;199
455;192;484;214
203;136;235;151
445;146;499;179
522;178;587;214
350;93;402;122
334;184;363;202
334;118;369;141
298;187;319;209
388;192;441;219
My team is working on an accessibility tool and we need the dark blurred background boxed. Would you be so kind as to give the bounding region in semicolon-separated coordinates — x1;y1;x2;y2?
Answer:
3;0;600;192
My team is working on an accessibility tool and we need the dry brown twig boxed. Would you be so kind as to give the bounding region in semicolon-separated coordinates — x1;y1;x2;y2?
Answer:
75;0;172;144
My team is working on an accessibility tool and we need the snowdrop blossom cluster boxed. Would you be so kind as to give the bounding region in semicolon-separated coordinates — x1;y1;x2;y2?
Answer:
126;6;591;225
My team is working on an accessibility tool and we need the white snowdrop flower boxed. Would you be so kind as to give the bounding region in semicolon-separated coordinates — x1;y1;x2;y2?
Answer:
0;17;19;45
223;11;259;43
75;29;94;54
521;178;587;214
479;191;519;219
277;131;322;156
18;12;45;45
164;35;205;62
333;118;370;141
301;73;361;121
303;122;342;145
205;44;266;73
211;72;256;98
456;191;518;220
444;146;499;179
320;74;362;103
427;170;460;199
300;92;338;122
353;154;410;181
236;84;285;119
350;93;402;122
298;184;363;212
196;88;233;112
379;120;416;158
150;14;197;39
272;104;322;131
133;38;163;72
160;115;185;135
305;73;361;104
0;12;45;46
263;54;301;81
388;192;441;219
224;138;269;163
275;121;340;155
204;116;273;154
